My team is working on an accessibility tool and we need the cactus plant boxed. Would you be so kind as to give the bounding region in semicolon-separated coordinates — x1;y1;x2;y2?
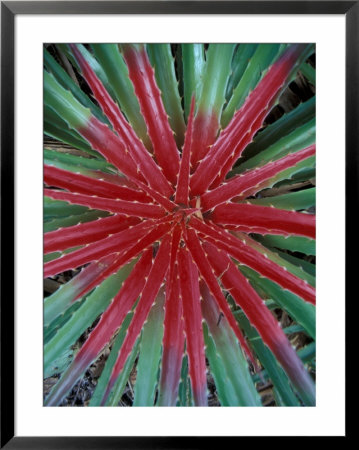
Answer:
44;43;316;407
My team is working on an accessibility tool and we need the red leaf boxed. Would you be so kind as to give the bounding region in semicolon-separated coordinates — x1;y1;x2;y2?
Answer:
44;164;151;203
175;96;195;205
190;110;220;170
201;145;316;210
132;178;177;212
190;217;315;305
44;219;157;278
44;189;166;219
73;219;175;300
209;110;268;188
44;214;140;254
223;224;299;235
79;116;143;183
210;203;315;239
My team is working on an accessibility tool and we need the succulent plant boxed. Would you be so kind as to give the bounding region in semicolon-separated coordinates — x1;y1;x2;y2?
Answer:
44;43;316;407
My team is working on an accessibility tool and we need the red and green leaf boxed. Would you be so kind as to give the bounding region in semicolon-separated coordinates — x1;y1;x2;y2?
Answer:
190;44;310;195
121;44;180;185
203;242;315;406
177;246;207;406
101;234;172;405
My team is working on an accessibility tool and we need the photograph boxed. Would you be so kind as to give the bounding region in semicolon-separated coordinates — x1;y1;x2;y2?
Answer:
43;42;316;408
2;0;353;444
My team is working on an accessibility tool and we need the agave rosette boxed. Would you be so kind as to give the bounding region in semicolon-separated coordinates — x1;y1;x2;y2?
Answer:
44;43;316;406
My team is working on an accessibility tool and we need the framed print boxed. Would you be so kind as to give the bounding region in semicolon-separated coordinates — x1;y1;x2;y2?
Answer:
1;1;354;447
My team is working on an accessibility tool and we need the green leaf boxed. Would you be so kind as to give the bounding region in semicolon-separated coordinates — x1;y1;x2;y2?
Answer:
225;44;258;101
44;348;74;380
300;63;315;86
44;252;59;263
176;355;194;406
256;156;315;192
89;311;135;406
255;233;316;256
298;342;316;364
237;313;300;406
44;296;87;346
202;324;237;406
44;260;135;373
44;157;116;182
198;44;235;120
44;148;115;174
282;324;305;335
230;156;315;199
244;96;315;162
181;44;205;119
251;340;315;382
44;264;84;327
44;48;106;123
273;250;316;277
44;297;87;378
237;233;315;286
133;289;165;406
44;210;109;233
44;197;90;220
78;44;118;98
43;245;83;264
44;253;113;327
201;285;261;406
56;44;118;103
44;70;91;130
236;118;316;173
240;266;315;339
44;122;97;157
222;44;281;127
147;44;186;148
44;106;97;155
106;338;140;406
290;167;316;182
246;187;315;211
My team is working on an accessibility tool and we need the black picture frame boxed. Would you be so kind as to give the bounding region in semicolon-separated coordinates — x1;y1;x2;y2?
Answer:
1;1;354;447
